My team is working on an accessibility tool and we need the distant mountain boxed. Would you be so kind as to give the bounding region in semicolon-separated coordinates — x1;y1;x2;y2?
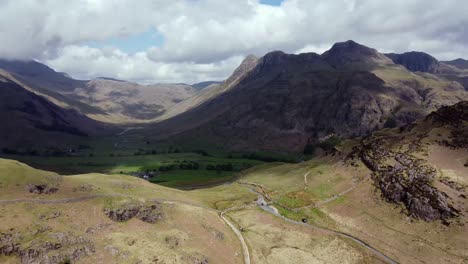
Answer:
0;59;103;115
385;51;468;77
72;79;197;123
148;41;467;153
191;81;221;91
0;59;200;123
443;58;468;70
0;70;111;151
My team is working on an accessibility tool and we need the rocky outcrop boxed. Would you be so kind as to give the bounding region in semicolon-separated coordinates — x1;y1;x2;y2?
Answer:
357;139;460;221
0;232;21;256
136;203;164;223
0;231;94;264
427;101;468;148
104;201;164;223
26;184;59;194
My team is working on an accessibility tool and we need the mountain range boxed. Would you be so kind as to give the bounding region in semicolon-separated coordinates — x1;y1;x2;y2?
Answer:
0;40;467;153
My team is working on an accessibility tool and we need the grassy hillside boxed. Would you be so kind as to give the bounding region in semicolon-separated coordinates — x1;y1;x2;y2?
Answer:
0;158;383;264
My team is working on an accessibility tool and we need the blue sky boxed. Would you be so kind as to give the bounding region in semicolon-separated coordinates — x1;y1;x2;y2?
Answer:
260;0;284;6
87;28;164;54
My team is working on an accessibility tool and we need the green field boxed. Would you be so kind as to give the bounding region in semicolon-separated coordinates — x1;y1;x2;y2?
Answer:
150;169;236;189
1;152;264;189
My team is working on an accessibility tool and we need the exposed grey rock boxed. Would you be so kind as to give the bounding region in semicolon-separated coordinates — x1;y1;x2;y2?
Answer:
26;184;59;194
358;140;460;221
0;231;94;264
103;203;140;222
136;203;164;224
104;202;164;223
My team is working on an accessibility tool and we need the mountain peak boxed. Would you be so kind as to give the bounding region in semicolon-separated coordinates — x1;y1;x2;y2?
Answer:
322;40;393;68
385;51;440;73
224;54;259;85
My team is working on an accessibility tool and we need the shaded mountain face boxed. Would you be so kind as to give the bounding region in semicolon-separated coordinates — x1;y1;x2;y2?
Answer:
0;71;111;150
385;51;441;73
149;41;467;153
0;59;201;123
385;51;467;76
443;58;468;70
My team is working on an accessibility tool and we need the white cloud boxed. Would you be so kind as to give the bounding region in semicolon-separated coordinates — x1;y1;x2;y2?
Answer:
45;45;243;84
0;0;467;83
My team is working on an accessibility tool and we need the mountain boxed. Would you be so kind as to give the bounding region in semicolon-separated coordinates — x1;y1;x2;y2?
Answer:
0;70;111;151
0;59;104;115
70;79;197;123
323;40;393;69
147;41;467;153
385;51;464;74
0;59;200;123
443;58;468;69
191;81;221;91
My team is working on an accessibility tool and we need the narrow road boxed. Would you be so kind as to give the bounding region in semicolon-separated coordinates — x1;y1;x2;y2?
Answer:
250;189;398;264
294;182;360;212
220;210;251;264
304;170;311;190
116;126;144;136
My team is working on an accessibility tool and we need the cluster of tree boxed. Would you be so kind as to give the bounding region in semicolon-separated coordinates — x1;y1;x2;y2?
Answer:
240;153;294;162
133;147;183;156
1;148;75;157
206;163;234;171
303;135;343;155
193;149;209;156
158;164;178;171
178;162;200;170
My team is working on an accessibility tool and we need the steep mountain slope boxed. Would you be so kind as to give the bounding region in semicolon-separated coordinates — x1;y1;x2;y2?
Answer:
0;70;111;151
0;59;199;123
148;41;467;152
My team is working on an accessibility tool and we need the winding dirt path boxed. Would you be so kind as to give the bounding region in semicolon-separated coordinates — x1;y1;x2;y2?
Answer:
220;209;251;264
0;194;252;264
249;188;398;264
0;194;123;205
116;126;144;136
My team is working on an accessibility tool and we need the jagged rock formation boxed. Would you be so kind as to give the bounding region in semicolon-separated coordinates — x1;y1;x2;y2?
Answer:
104;201;164;223
0;231;95;264
349;101;467;222
358;139;460;221
26;184;59;194
426;101;468;149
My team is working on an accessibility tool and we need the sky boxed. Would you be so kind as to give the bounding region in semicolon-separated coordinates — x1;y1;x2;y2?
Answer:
0;0;467;84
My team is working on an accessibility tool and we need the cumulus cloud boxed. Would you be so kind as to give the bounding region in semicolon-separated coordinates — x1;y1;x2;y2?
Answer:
0;0;467;83
46;45;243;84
